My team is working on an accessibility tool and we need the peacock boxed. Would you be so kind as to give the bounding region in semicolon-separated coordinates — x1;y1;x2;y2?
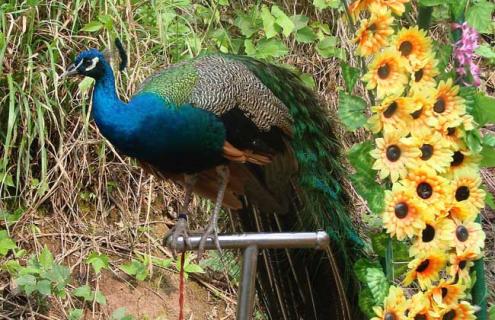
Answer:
61;39;363;319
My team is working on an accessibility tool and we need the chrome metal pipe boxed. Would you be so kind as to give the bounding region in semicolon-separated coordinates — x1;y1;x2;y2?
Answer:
237;245;258;320
164;231;329;252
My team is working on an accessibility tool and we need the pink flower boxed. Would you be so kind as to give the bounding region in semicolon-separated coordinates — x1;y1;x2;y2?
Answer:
452;22;481;86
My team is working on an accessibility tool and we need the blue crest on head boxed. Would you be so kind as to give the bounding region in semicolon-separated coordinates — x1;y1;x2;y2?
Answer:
74;49;105;64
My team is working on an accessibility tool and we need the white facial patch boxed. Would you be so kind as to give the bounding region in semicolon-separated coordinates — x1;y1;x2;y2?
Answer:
85;57;100;71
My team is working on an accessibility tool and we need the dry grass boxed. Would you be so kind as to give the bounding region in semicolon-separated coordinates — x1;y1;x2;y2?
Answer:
0;0;494;319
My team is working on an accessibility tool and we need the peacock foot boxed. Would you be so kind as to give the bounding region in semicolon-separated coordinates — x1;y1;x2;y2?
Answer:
197;216;222;259
163;214;191;256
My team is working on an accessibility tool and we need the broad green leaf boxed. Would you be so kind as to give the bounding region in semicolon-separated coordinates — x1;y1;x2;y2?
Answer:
39;245;54;270
347;141;375;175
481;146;495;168
366;268;389;305
435;43;452;73
0;236;16;256
95;290;107;305
295;27;317;43
80;21;104;32
0;172;14;187
120;260;148;281
358;287;376;318
68;309;84;320
36;279;51;296
419;0;449;5
86;252;109;274
255;38;288;59
316;36;337;58
152;257;173;268
2;259;22;274
290;14;309;31
460;86;477;115
78;77;95;94
449;0;468;21
465;130;483;153
234;12;259;38
111;307;133;320
271;6;295;37
73;285;93;301
313;0;340;10
341;62;360;93
484;187;495;210
354;259;381;283
337;93;367;131
489;305;495;320
350;173;385;214
466;0;495;34
184;263;205;274
476;44;495;61
300;73;316;90
472;94;495;126
98;15;113;29
483;134;495;147
45;264;70;290
260;5;277;39
15;274;36;287
244;39;256;56
120;261;139;275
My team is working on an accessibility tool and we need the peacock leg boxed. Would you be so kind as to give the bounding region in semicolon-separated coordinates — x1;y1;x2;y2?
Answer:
198;165;229;258
163;174;197;254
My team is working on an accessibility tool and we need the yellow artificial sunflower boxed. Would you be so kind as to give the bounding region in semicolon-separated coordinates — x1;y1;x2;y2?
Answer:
451;169;486;210
447;147;482;176
368;96;415;133
436;117;465;148
448;201;478;221
404;250;447;289
348;0;380;18
400;165;452;212
383;183;433;240
410;128;453;173
381;0;410;16
393;26;432;64
428;279;465;308
427;79;466;129
363;48;409;99
405;292;435;320
448;250;479;284
450;217;485;255
354;4;394;56
409;217;455;257
371;286;407;320
410;53;439;94
371;130;420;182
408;88;437;132
436;301;476;320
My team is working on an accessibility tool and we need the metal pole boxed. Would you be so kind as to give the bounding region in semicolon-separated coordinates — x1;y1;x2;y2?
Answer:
237;245;258;320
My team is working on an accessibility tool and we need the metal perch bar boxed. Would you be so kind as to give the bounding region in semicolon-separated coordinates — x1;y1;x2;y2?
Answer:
165;231;330;320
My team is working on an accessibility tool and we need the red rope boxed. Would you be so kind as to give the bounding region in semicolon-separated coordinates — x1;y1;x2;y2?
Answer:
179;252;186;320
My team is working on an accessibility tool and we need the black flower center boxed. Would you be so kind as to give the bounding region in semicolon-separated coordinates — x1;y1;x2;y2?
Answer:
459;260;467;270
455;186;470;201
434;97;446;113
420;144;434;161
451;151;464;167
384;312;397;320
447;127;456;136
456;225;469;242
421;224;435;242
399;41;413;56
417;182;433;199
415;314;427;320
386;145;401;162
394;202;409;219
384;102;398;118
441;287;448;298
416;259;430;272
443;310;456;320
415;69;424;82
411;108;423;119
368;23;377;32
378;64;391;79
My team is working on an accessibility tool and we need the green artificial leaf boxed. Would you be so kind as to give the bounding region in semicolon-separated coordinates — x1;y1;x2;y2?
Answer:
466;0;495;34
370;232;409;276
260;5;277;39
465;130;483;153
316;36;338;58
483;134;495;147
449;0;468;21
36;279;51;296
435;43;452;73
255;38;288;59
73;285;93;301
354;259;381;283
347;141;374;175
0;236;16;256
484;187;495;210
358;287;376;318
337;93;367;132
366;268;389;305
290;14;309;31
371;232;389;258
350;174;385;214
68;309;84;320
80;21;104;32
341;62;360;93
460;86;477;115
480;146;495;168
295;27;317;43
472;94;495;126
86;252;109;274
95;290;107;305
300;73;316;90
271;6;295;37
39;246;54;270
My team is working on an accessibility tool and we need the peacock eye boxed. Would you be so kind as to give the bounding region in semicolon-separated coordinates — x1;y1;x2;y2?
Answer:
84;59;92;66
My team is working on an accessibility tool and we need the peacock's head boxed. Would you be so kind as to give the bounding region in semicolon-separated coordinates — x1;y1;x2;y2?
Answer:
60;39;127;80
60;49;108;80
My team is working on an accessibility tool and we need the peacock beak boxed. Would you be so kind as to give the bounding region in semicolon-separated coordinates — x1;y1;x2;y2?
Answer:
58;60;83;79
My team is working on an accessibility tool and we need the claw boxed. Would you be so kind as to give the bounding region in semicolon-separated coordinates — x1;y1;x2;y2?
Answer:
197;215;223;259
163;215;190;257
